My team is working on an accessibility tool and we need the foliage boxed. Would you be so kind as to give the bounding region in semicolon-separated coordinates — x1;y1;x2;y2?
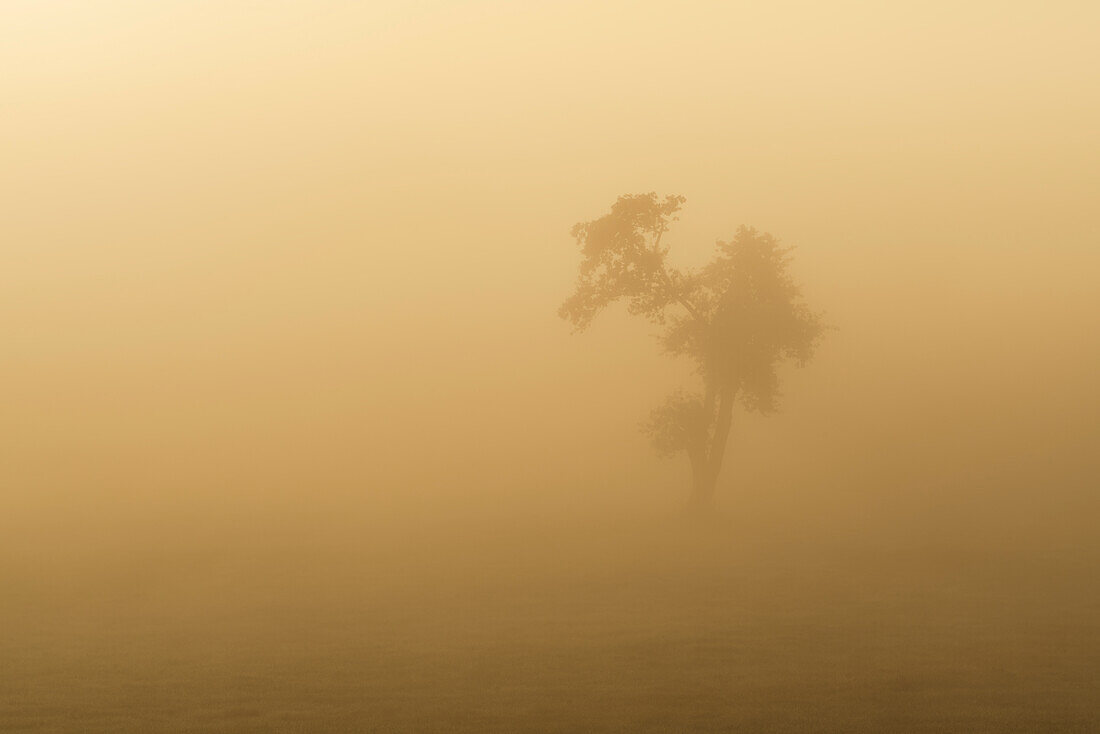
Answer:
640;390;708;458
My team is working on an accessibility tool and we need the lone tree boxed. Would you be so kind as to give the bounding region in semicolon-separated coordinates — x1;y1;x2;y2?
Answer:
560;193;824;509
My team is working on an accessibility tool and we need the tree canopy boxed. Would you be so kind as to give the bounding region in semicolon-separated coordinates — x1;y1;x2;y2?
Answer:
561;193;825;504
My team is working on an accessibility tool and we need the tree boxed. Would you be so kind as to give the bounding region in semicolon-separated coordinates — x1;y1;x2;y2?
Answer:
560;193;824;509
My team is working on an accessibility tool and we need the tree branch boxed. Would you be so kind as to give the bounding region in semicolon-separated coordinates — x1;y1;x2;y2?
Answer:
650;227;704;324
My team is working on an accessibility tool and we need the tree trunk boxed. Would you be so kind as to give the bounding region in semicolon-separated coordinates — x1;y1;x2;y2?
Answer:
689;385;736;510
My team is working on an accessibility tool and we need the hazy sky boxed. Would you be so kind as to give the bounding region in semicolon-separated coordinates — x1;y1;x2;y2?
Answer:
3;1;1098;548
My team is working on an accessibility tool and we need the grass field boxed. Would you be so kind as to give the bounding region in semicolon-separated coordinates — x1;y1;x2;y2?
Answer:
3;519;1097;733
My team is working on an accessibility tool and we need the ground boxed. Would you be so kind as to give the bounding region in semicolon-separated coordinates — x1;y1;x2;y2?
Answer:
3;519;1097;732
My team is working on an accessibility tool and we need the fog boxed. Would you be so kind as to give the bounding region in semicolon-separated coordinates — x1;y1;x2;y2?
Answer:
3;2;1099;731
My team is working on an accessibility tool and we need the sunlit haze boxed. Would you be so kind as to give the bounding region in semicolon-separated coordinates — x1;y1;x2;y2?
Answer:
3;2;1098;731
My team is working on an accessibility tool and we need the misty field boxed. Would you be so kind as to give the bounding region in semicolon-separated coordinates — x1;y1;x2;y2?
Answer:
3;519;1097;733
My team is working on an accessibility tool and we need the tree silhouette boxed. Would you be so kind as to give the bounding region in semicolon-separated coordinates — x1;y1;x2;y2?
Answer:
561;193;824;509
